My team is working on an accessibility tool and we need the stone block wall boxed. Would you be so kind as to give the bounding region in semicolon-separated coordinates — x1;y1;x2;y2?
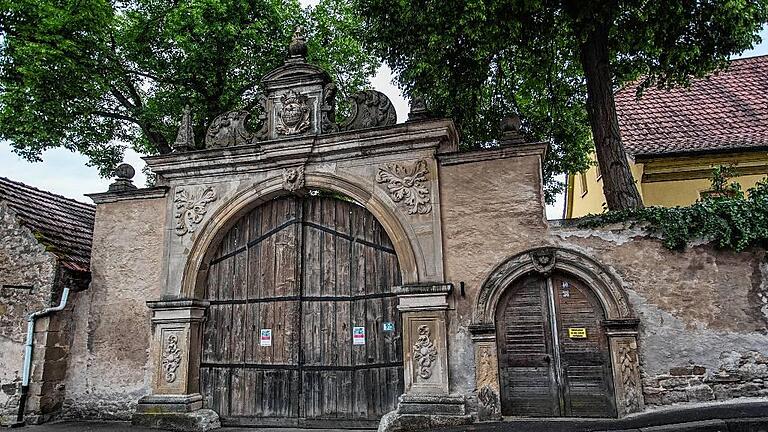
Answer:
62;195;166;420
0;202;58;426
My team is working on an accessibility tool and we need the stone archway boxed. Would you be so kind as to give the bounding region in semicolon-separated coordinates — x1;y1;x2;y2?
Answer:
469;247;643;420
181;172;423;301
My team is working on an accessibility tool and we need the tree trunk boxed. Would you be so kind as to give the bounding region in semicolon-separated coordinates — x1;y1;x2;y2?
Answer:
579;21;644;211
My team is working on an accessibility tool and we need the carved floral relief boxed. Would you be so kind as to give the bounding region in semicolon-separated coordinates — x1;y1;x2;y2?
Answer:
618;339;642;413
376;159;432;214
162;334;182;383
174;187;217;236
413;324;438;379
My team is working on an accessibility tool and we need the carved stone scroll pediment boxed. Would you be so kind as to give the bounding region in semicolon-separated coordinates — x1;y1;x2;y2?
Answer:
339;90;397;131
205;110;255;148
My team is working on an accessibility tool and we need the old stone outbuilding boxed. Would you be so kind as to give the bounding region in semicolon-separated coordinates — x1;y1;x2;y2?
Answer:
3;34;768;431
0;177;93;426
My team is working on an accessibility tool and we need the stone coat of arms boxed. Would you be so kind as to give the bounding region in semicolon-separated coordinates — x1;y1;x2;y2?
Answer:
276;90;311;135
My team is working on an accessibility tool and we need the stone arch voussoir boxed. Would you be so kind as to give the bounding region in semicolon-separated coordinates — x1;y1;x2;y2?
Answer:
180;171;422;300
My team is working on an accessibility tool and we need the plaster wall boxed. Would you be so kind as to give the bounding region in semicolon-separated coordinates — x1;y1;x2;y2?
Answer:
62;196;166;420
439;151;768;412
0;202;57;425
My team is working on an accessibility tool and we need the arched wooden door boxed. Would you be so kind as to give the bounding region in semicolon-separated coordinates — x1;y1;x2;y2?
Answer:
496;272;616;418
200;195;404;428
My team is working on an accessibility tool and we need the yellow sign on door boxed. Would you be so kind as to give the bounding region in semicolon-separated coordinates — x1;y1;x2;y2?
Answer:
568;327;587;339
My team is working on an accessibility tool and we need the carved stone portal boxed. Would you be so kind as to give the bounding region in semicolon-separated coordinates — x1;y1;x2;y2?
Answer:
174;187;217;236
376;160;432;215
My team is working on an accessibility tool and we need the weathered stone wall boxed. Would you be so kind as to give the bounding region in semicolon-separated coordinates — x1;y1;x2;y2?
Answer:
0;202;58;426
438;150;768;414
62;195;166;420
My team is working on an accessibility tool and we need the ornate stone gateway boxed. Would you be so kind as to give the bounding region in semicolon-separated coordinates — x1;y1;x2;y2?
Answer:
199;195;403;427
496;272;616;417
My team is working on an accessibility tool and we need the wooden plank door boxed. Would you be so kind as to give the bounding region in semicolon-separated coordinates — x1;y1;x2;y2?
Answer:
201;196;302;425
496;273;616;418
496;275;559;416
300;196;403;427
200;195;403;427
551;275;616;417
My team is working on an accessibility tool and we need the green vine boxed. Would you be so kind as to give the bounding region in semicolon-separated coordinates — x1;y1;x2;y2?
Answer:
578;167;768;252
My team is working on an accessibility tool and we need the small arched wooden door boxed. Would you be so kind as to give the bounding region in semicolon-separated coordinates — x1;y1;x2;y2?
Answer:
496;272;616;418
200;195;403;428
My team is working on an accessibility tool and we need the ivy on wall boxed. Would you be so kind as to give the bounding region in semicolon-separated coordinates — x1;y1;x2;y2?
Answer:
578;167;768;252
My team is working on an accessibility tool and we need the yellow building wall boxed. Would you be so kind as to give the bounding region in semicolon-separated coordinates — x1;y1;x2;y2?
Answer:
565;151;768;218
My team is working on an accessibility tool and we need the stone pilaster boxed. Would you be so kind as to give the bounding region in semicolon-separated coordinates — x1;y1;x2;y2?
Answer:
468;323;501;421
379;284;470;432
132;299;220;431
606;319;643;417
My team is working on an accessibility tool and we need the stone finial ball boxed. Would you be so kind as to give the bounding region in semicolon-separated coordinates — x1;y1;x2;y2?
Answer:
114;163;135;180
500;115;522;133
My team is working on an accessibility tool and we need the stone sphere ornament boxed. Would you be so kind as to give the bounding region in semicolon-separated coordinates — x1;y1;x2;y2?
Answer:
115;163;136;180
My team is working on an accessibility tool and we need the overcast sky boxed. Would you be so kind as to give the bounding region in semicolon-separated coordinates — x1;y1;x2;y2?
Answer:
2;28;766;219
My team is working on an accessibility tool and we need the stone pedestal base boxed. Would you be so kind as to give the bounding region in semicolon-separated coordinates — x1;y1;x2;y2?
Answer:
378;394;472;432
132;394;220;431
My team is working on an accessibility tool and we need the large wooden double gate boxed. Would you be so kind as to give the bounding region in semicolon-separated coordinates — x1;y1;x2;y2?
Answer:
200;195;404;427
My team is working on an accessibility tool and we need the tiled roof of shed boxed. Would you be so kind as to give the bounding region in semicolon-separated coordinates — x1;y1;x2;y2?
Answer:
615;55;768;157
0;177;95;272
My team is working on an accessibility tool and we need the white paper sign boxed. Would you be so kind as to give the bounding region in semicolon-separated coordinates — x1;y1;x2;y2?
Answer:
260;329;272;347
352;326;366;345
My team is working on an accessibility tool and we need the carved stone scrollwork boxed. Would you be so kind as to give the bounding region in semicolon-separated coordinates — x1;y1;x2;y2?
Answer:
174;187;217;236
530;248;556;274
339;90;397;131
320;83;339;134
282;166;305;192
205;110;254;148
413;325;438;379
276;90;311;135
618;339;642;413
376;159;432;214
162;334;182;383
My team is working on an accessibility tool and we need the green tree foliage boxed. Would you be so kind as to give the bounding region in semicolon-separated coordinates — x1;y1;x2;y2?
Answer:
355;0;768;205
579;169;768;252
0;0;377;175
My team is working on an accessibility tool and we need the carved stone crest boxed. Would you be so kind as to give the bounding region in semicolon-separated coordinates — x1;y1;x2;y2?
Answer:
530;248;556;274
174;187;217;236
205;110;253;148
276;90;311;135
413;325;438;379
376;160;432;214
162;334;182;383
282;166;305;192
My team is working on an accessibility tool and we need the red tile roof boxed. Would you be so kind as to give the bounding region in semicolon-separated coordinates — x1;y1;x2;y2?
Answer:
0;177;95;272
615;55;768;157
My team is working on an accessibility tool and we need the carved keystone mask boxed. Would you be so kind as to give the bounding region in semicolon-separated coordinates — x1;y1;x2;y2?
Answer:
530;248;556;274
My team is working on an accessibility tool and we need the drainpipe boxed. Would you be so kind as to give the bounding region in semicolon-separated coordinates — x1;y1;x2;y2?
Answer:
16;288;70;424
